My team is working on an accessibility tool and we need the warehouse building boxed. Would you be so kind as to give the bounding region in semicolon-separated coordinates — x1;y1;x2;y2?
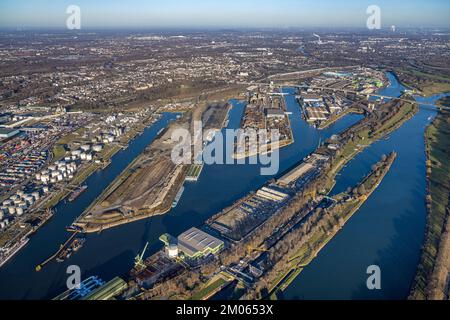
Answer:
0;128;20;140
265;108;285;118
177;227;224;260
82;277;127;300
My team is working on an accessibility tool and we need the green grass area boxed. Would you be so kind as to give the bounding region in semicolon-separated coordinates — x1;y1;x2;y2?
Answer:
407;68;450;83
186;164;203;178
267;157;394;297
52;127;87;160
410;99;450;299
395;67;450;96
52;144;66;161
191;277;228;300
421;82;450;97
373;103;418;138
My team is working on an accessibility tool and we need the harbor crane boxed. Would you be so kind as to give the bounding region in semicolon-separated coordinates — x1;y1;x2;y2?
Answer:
134;242;149;271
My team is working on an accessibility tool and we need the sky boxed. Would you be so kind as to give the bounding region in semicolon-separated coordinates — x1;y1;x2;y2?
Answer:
0;0;449;29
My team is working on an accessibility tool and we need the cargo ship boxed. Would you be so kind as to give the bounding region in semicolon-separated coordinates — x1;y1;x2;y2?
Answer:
172;186;185;208
0;238;29;268
68;185;87;202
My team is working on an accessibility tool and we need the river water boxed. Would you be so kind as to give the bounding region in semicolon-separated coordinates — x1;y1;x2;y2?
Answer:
282;73;449;299
0;73;444;300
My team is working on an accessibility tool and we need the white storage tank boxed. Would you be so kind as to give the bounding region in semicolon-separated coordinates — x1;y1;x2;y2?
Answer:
26;196;35;206
16;207;24;216
93;145;103;152
167;244;179;258
17;201;27;209
81;144;91;151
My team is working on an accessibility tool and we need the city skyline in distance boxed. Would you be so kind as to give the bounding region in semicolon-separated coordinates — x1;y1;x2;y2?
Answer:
1;0;450;29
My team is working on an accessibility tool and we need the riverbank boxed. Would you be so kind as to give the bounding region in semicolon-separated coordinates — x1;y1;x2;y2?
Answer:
317;107;364;130
266;153;396;298
144;87;418;300
44;112;161;209
0;112;162;269
72;99;234;234
326;101;417;180
409;96;450;300
392;67;450;97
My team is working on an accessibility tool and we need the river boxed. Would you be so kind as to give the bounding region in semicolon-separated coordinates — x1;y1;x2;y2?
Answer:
282;73;449;299
0;73;444;300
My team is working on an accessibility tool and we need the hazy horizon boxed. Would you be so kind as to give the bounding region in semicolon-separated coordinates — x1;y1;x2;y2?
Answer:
0;0;449;29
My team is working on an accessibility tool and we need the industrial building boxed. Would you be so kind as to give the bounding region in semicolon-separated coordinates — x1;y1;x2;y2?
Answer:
53;276;105;300
278;154;329;186
265;108;285;118
256;187;289;202
305;106;329;121
301;93;322;103
133;252;180;287
81;276;127;300
0;128;20;140
177;227;224;260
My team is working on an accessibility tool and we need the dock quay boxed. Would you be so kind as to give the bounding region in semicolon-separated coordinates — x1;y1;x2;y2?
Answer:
35;231;79;271
185;164;204;182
